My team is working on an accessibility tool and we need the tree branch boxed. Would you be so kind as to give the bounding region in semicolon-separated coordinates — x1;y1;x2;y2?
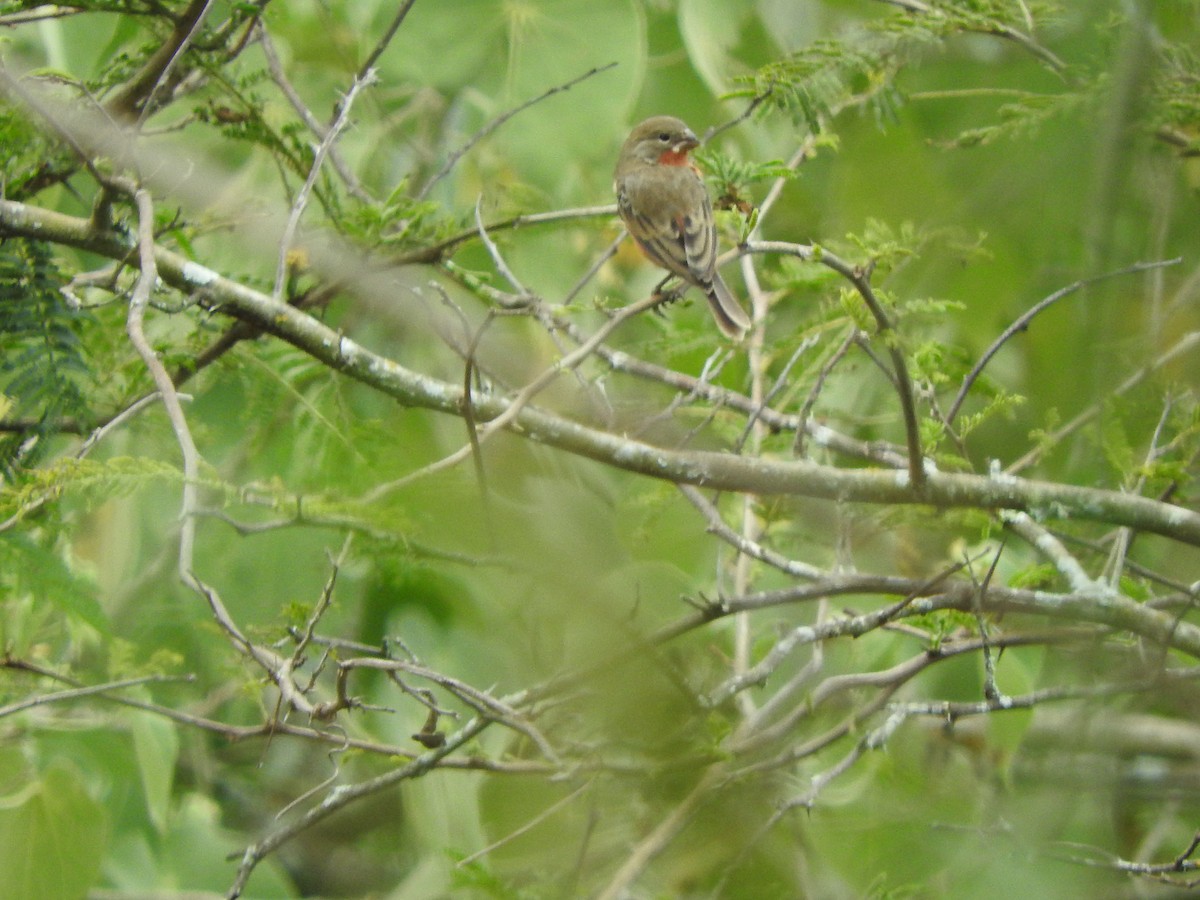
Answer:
2;199;1199;549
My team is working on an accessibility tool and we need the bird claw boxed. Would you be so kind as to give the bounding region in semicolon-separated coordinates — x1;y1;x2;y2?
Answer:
651;283;686;312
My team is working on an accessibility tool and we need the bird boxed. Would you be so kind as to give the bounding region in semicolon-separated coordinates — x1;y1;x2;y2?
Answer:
613;115;751;339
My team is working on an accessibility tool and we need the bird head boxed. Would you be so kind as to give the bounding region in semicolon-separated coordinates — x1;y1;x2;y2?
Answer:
619;116;700;167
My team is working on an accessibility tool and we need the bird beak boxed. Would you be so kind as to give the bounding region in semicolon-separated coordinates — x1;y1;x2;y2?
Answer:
674;129;700;152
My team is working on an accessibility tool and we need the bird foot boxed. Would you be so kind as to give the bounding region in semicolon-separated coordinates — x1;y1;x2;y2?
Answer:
651;284;686;314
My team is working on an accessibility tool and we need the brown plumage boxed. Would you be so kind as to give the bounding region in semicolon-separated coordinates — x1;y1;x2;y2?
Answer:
613;116;751;339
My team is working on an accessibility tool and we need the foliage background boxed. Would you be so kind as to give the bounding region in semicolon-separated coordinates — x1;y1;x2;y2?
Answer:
1;0;1199;898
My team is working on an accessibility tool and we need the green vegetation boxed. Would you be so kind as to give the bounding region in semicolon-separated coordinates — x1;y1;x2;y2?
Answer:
1;1;1198;897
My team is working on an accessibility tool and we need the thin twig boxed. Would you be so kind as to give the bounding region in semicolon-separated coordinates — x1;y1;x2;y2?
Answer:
0;65;124;192
1104;395;1175;588
0;673;193;719
0;6;90;27
888;676;1155;719
274;734;351;820
734;334;818;453
272;67;377;302
707;555;980;709
354;0;417;83
339;659;563;766
970;542;1007;704
743;240;926;488
794;326;859;456
135;0;216;127
257;22;371;201
747;137;820;240
474;195;530;298
563;231;624;307
632;347;731;439
389;204;618;266
103;0;214;121
1008;328;1200;474
947;258;1182;426
351;290;663;496
869;0;930;11
462;311;497;516
456;780;593;868
75;391;177;457
595;766;723;900
126;188;203;581
705;88;773;143
290;534;354;668
228;715;493;897
677;484;823;580
415;62;617;201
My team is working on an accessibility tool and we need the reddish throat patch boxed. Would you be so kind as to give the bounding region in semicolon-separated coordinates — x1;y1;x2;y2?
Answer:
658;148;692;166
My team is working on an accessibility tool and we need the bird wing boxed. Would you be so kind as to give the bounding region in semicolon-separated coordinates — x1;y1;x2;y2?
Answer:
677;186;718;287
616;167;714;287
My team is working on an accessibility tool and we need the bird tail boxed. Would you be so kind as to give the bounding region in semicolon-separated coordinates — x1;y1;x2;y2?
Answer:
705;274;752;339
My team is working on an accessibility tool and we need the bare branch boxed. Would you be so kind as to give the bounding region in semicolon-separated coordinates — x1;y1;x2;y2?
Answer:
228;715;492;898
947;258;1182;426
272;67;377;302
743;240;927;488
677;484;824;580
125;187;203;581
257;22;371;201
105;0;216;123
0;673;193;719
4;197;1199;549
355;0;418;83
289;534;354;670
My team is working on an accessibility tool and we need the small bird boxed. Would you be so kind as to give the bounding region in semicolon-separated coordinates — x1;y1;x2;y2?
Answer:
613;116;751;339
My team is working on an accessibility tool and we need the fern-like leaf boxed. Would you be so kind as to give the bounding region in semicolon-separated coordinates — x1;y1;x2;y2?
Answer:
0;238;95;472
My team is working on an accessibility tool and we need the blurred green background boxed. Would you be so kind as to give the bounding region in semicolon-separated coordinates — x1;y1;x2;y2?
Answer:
2;1;1199;897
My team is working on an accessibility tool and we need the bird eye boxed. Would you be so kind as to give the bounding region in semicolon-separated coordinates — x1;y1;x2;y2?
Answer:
657;132;671;142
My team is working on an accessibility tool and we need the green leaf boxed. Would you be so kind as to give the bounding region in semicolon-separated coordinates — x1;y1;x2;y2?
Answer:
679;0;749;96
0;239;95;471
0;533;108;633
0;762;106;900
1007;563;1058;590
131;704;179;835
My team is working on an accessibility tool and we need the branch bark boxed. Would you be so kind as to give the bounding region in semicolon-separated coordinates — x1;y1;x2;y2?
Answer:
3;198;1199;548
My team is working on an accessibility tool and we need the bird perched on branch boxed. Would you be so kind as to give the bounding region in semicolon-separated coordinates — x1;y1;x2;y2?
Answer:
613;116;751;339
